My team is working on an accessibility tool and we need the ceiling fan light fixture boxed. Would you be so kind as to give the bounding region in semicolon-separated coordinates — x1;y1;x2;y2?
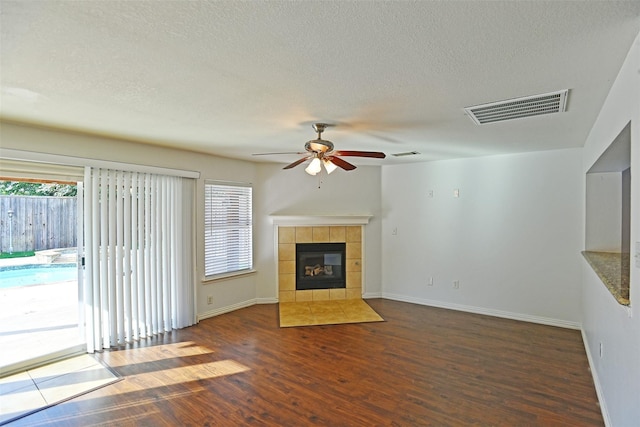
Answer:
305;157;322;175
271;123;386;173
323;159;338;174
306;139;334;153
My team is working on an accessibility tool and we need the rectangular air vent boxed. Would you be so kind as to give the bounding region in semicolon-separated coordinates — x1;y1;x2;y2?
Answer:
464;89;568;125
392;151;420;157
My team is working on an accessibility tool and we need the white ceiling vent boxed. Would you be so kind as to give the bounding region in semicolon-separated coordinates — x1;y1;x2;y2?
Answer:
464;89;568;125
392;151;420;157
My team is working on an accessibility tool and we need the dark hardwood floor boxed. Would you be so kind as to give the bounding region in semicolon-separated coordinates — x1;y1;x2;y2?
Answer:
13;299;603;426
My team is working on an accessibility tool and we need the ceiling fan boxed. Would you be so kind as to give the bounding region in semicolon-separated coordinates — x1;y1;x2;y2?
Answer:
253;123;386;175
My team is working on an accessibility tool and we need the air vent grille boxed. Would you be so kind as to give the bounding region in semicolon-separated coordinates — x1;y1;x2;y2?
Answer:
392;151;420;157
464;89;568;125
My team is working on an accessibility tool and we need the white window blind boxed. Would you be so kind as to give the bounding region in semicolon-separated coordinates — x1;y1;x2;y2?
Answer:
204;181;253;278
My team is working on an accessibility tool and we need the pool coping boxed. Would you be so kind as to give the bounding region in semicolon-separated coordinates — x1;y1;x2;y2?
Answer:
0;263;77;271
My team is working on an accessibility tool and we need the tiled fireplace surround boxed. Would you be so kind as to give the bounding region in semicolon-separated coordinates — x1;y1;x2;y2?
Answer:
276;219;367;302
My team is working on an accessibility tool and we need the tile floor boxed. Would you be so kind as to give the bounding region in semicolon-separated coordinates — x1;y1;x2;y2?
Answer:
0;354;119;425
279;299;384;327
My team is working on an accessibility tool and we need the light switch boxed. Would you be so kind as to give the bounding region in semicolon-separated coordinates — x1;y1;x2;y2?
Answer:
636;242;640;268
453;189;460;198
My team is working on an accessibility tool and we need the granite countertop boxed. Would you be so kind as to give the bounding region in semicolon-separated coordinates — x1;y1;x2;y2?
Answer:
582;251;630;306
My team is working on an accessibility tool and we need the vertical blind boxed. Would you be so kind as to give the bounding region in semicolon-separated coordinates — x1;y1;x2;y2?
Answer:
83;167;196;352
204;181;253;277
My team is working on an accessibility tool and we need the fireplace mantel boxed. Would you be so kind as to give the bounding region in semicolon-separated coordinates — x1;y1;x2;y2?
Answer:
270;214;372;226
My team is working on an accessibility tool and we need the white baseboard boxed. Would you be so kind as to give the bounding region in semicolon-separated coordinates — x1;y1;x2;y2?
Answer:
581;330;611;426
256;297;278;304
381;292;581;330
197;299;258;321
363;292;382;299
197;297;278;321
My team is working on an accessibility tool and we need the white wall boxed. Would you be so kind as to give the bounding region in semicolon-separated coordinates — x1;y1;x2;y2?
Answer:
581;32;640;427
253;163;383;300
381;148;584;327
0;122;258;318
585;172;623;251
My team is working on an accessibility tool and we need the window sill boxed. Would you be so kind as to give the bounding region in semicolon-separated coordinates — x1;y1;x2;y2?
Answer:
582;251;630;306
202;269;257;284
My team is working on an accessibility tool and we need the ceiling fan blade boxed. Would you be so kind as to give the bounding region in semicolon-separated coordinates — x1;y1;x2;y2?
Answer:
283;156;310;170
333;150;386;159
252;151;305;156
327;156;357;171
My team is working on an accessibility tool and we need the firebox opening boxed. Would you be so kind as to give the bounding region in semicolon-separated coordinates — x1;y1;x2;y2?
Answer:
296;243;346;290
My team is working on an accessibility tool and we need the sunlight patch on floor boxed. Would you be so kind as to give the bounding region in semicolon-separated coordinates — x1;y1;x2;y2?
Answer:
122;359;251;390
101;341;215;367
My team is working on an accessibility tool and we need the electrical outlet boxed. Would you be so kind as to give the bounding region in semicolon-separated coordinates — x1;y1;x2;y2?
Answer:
428;277;434;286
207;296;213;305
453;280;460;289
392;227;398;235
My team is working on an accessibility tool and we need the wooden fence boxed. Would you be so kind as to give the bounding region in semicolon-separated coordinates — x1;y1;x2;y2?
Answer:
0;195;77;253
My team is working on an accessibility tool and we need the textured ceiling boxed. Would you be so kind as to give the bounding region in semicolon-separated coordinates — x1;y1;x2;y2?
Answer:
1;1;639;166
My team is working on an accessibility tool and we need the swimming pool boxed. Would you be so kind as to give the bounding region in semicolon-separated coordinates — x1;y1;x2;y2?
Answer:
0;264;78;289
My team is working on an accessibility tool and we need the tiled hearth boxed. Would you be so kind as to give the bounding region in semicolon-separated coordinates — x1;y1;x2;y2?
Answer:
278;225;363;302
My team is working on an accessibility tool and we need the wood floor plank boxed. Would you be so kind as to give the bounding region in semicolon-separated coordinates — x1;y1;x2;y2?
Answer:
10;299;603;426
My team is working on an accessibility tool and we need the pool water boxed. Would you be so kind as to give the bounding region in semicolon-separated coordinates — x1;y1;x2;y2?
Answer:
0;264;78;289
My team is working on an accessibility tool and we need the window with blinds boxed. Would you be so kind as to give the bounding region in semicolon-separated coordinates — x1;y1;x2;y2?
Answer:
204;181;253;278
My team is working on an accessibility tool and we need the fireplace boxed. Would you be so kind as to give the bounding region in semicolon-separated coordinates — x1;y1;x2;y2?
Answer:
296;243;346;290
273;219;369;302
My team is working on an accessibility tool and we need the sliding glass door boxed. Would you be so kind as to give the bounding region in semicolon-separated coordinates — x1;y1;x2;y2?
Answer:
0;170;86;375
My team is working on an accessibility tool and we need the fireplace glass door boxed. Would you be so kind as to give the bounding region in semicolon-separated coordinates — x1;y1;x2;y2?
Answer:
296;243;346;290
